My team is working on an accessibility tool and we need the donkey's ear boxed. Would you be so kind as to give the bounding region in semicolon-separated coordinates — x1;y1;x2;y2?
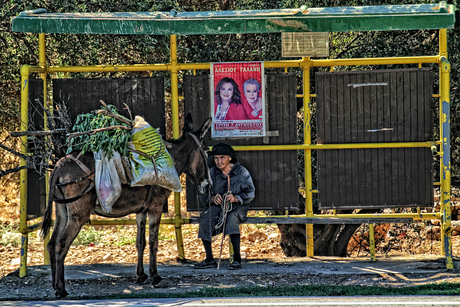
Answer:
198;117;212;140
184;113;194;133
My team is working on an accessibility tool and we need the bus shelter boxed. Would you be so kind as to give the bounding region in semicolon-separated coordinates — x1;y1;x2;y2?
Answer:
11;2;455;277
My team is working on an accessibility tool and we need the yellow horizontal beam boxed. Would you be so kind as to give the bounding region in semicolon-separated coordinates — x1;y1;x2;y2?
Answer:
311;56;439;67
37;55;439;75
78;218;189;226
48;63;169;73
257;212;440;220
23;218;189;233
232;141;435;151
26;210;440;233
68;212;440;229
264;60;303;68
313;213;440;220
177;63;210;70
24;65;45;73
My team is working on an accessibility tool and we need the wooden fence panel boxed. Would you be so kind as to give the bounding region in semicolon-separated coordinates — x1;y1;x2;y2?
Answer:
26;79;46;220
316;69;433;209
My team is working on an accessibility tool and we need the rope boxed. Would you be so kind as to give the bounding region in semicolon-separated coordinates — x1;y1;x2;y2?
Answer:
217;176;232;269
214;192;233;232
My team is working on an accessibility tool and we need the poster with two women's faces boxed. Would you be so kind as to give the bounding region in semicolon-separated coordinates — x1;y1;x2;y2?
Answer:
210;62;266;138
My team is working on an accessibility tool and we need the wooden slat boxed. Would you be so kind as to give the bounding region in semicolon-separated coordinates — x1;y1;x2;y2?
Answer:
390;75;400;205
316;69;433;209
316;73;325;145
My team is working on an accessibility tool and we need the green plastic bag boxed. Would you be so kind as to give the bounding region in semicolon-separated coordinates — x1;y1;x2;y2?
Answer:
128;116;182;192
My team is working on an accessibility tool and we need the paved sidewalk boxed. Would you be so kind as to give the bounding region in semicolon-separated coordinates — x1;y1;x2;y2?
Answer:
21;255;460;281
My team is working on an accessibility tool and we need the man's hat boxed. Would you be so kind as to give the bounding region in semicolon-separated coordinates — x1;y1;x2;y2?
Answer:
209;143;237;163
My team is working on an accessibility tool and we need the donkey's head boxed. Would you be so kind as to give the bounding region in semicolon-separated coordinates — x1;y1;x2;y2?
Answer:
169;114;212;194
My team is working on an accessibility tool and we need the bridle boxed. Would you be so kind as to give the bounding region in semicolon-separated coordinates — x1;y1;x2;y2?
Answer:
188;132;211;184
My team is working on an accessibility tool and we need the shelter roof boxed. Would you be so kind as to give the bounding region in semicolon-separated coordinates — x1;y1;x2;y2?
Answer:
11;2;455;35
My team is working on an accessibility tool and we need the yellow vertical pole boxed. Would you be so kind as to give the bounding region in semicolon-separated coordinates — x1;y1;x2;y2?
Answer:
439;30;452;269
170;35;185;260
170;35;180;137
39;33;50;265
439;29;446;254
19;65;30;278
302;57;314;257
368;224;376;261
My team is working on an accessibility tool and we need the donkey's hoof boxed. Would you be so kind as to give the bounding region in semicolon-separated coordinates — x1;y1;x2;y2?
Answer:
152;276;164;288
136;273;149;284
55;290;69;299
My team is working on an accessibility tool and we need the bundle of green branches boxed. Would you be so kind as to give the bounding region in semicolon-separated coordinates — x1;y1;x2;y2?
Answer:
66;104;132;159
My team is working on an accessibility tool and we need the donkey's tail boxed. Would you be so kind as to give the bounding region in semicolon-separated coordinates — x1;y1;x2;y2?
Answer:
41;167;59;238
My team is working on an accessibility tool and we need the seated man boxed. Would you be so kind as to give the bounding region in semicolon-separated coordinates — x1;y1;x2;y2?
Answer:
195;143;255;270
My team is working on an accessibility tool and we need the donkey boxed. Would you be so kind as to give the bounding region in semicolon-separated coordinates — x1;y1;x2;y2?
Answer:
41;114;211;298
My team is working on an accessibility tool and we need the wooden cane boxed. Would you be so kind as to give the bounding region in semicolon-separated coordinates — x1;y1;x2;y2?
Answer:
217;176;231;269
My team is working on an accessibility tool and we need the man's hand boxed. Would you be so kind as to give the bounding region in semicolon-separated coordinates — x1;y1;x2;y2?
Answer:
212;194;239;204
226;194;239;203
212;194;223;205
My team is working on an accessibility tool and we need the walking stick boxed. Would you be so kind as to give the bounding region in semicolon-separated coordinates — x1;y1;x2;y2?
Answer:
217;176;231;270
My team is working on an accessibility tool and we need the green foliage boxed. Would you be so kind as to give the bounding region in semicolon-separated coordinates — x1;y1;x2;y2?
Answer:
253;224;267;229
158;225;175;240
72;226;103;246
0;223;21;246
158;232;174;240
66;105;131;157
112;231;137;246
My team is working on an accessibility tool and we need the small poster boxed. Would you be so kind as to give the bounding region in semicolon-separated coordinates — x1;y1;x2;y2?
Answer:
210;62;265;138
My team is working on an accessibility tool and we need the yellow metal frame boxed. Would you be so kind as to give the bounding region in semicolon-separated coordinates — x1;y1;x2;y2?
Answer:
18;30;452;277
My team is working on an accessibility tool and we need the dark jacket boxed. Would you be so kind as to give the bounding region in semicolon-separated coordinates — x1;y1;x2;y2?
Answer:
201;162;255;206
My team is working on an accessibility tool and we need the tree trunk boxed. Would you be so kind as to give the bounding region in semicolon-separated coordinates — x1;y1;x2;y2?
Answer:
276;196;376;257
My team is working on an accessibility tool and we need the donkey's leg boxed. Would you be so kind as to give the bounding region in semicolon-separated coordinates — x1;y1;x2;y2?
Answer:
54;203;93;299
135;211;148;284
148;204;164;286
47;203;68;291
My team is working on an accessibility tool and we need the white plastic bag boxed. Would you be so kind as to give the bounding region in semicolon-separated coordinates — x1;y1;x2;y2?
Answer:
94;150;126;213
128;116;182;192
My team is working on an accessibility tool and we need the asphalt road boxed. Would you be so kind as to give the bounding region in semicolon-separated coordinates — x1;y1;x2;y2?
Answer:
3;296;460;306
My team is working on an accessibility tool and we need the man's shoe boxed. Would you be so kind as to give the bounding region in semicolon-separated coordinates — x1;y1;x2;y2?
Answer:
229;261;242;270
194;259;217;269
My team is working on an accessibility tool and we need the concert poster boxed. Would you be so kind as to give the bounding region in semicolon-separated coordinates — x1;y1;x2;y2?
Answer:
210;62;265;138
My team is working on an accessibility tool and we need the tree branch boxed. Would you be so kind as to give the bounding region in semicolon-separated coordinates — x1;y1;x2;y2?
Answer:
10;129;67;137
98;100;134;127
0;165;31;177
0;142;28;160
67;125;132;139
